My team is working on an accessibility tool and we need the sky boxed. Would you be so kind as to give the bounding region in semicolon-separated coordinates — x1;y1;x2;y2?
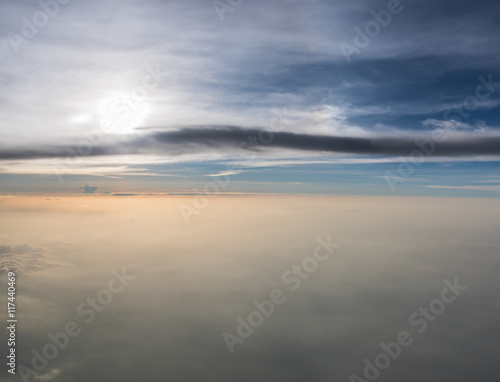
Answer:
1;0;500;196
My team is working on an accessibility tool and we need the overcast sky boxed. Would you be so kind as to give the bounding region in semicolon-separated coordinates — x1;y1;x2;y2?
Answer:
1;0;500;195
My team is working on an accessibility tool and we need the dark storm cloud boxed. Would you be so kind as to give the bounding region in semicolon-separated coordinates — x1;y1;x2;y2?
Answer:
1;127;500;160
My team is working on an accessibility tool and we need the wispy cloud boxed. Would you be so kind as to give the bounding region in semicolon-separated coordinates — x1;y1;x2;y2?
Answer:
206;170;242;177
424;185;500;193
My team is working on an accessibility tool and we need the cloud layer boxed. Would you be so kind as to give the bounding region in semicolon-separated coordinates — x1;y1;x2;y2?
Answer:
0;243;55;274
1;127;500;160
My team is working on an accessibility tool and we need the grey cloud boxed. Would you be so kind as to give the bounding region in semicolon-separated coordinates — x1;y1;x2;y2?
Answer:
1;127;500;160
81;185;98;194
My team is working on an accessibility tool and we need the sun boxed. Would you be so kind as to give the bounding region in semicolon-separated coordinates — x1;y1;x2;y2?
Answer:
96;94;151;134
